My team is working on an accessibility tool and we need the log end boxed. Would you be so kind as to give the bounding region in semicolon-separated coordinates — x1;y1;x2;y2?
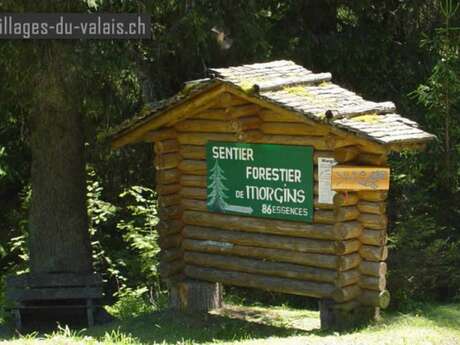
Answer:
378;290;391;309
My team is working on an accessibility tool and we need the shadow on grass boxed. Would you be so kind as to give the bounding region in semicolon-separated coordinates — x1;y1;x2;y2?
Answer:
0;322;14;340
86;307;316;344
3;303;458;344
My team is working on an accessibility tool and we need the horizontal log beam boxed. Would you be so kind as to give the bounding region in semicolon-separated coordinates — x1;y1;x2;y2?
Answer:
180;187;206;200
160;259;184;277
258;109;305;123
159;234;182;249
359;229;387;246
332;284;361;303
359;289;390;308
178;133;237;145
178;160;207;175
158;193;181;208
180;199;206;212
156;183;181;196
358;213;388;230
226;104;261;118
180;145;206;160
193;108;229;121
154;139;180;154
260;122;328;136
359;275;386;291
358;153;387;166
195;103;254;120
178;146;334;166
184;252;359;286
316;207;360;223
158;205;182;220
337;270;360;287
339;239;361;255
334;146;359;163
185;265;335;299
145;128;177;142
182;210;362;240
157;220;183;236
237;129;264;142
180;196;347;213
231;116;262;132
250;134;334;150
180;175;207;188
357;201;386;215
154;153;181;170
184;225;357;255
333;193;359;207
359;245;388;262
175;119;234;133
156;168;180;185
183;239;360;271
357;191;388;202
160;248;183;263
359;261;387;277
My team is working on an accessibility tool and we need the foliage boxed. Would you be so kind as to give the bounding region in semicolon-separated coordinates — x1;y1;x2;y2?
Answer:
105;286;167;320
388;0;460;304
0;0;459;310
412;0;460;191
87;168;163;306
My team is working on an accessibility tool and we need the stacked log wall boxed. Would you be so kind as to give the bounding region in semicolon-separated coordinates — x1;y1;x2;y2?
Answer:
152;129;184;284
357;188;390;309
150;92;390;310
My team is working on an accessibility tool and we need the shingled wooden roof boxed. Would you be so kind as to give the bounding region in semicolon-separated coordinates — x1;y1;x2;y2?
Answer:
112;60;434;149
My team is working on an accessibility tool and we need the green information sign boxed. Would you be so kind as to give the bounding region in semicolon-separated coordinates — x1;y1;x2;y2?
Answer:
206;142;314;222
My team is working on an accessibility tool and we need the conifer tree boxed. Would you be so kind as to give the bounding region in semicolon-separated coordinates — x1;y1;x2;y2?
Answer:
207;160;229;211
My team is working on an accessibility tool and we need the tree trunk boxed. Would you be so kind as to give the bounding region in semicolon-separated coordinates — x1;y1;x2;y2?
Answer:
303;0;337;35
28;43;92;274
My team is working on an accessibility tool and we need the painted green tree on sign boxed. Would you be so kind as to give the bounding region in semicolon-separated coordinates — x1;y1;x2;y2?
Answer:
207;160;229;211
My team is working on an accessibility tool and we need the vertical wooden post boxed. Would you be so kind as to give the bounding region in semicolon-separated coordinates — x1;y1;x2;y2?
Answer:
170;279;223;312
13;304;22;331
151;129;187;308
319;190;371;330
86;299;95;327
357;189;390;310
319;299;379;330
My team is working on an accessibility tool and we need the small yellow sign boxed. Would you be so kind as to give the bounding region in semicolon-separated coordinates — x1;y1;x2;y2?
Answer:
331;166;390;191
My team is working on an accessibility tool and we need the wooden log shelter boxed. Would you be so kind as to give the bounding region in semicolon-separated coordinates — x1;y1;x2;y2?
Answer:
111;60;434;329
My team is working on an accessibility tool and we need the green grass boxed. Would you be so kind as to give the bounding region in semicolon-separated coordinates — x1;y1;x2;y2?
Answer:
0;303;459;345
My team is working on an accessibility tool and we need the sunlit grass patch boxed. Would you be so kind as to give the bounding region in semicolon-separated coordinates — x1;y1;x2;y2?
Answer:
0;303;458;345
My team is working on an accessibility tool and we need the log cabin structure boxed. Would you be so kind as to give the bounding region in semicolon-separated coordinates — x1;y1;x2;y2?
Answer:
111;60;434;329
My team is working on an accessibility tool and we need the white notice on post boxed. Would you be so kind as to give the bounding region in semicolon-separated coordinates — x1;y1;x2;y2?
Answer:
318;157;337;204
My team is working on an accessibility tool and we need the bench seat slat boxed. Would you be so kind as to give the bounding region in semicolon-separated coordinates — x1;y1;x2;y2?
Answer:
6;273;102;288
7;286;103;301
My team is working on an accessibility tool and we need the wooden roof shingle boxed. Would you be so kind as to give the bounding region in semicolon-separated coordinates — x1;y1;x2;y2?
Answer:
112;60;435;148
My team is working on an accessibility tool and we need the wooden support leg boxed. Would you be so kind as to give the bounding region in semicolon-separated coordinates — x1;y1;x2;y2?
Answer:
13;307;22;331
171;279;223;312
86;299;94;327
319;299;379;330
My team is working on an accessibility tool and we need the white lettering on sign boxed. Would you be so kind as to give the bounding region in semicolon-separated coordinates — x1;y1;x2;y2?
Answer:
245;166;301;183
318;157;337;204
212;146;254;161
207;142;314;222
245;185;306;203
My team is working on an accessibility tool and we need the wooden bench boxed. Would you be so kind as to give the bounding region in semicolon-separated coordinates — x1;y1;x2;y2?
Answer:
6;273;103;330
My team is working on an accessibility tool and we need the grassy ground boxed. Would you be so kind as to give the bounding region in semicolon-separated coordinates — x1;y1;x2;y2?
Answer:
0;303;459;345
